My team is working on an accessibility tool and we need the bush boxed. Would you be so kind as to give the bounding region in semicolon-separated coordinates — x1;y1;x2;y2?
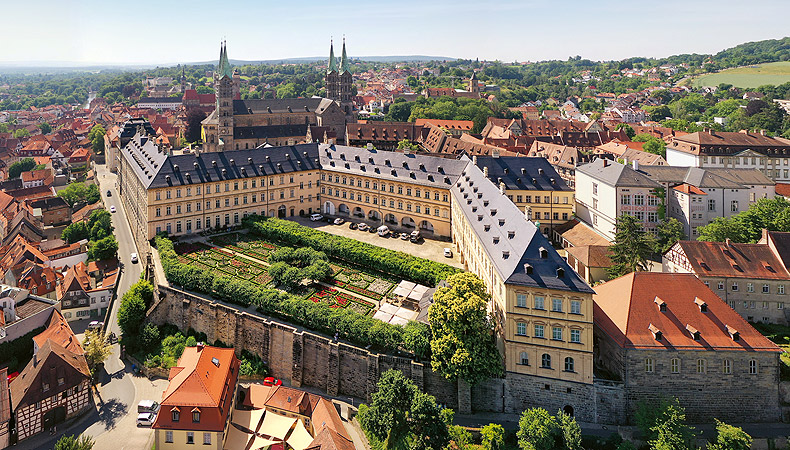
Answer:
239;350;269;377
155;235;415;354
0;327;45;373
244;216;460;286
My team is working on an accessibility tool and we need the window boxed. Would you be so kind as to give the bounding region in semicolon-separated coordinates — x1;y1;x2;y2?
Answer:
731;200;739;212
780;285;786;295
534;296;545;310
552;327;563;341
645;358;654;373
780;302;785;310
520;352;529;365
634;194;644;206
172;410;180;422
747;282;754;293
570;329;581;343
193;410;200;423
671;358;680;374
204;433;212;445
187;432;194;444
731;282;739;292
551;298;563;312
570;300;581;315
165;431;173;443
717;282;724;291
156;208;161;217
697;359;706;373
516;322;527;336
723;359;732;374
541;353;551;369
708;199;716;211
592;183;598;195
621;194;631;205
749;359;758;374
516;294;527;308
648;195;659;206
564;357;575;372
763;284;770;294
156;191;161;201
534;324;544;338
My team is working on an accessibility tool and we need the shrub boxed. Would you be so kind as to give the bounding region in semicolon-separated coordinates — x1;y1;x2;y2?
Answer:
244;216;460;286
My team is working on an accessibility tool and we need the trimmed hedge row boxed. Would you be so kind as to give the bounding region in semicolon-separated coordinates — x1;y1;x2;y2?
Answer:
156;236;427;355
243;216;460;287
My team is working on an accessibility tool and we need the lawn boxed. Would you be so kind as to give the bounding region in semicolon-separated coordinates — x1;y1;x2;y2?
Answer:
692;61;790;88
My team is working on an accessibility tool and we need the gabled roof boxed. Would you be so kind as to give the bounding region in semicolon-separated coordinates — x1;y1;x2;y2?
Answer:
577;158;662;188
33;309;83;356
232;98;335;115
671;239;790;280
10;339;89;410
566;245;613;268
637;166;773;189
594;272;781;352
473;156;572;192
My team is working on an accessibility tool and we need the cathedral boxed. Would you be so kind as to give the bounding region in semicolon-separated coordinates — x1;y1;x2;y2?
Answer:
201;41;355;153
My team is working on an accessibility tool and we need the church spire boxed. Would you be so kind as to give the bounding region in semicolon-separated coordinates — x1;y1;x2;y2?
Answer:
340;37;350;74
327;39;338;74
218;41;233;79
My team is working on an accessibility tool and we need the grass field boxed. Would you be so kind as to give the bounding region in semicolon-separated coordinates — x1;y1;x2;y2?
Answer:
692;61;790;88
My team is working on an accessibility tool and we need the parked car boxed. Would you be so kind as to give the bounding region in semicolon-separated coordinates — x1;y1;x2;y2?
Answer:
137;400;160;414
410;230;421;239
333;218;345;225
310;213;324;222
136;412;156;427
443;248;453;258
357;223;369;231
106;190;111;197
400;233;409;240
377;225;390;237
368;226;377;233
263;377;282;387
110;205;116;213
130;253;139;264
348;222;357;230
410;236;423;243
87;321;103;330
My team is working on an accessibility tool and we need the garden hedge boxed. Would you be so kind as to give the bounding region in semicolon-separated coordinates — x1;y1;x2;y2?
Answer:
243;216;460;287
156;236;427;355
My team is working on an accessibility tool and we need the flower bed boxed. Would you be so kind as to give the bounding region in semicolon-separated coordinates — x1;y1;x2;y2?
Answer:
330;265;395;301
308;288;375;313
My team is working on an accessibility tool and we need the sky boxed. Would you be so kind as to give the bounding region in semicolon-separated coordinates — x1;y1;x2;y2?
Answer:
2;0;790;66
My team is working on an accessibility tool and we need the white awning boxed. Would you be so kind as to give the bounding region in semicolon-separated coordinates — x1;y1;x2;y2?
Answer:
231;407;266;433
260;412;297;441
286;420;315;450
223;424;252;450
248;435;279;450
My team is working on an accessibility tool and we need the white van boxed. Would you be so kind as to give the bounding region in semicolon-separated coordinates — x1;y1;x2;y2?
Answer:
138;400;160;414
377;225;390;237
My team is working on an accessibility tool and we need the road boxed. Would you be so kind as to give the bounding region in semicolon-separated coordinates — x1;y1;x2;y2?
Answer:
15;165;162;449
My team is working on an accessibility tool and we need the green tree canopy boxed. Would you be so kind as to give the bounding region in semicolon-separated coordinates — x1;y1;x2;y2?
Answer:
62;221;90;244
698;197;790;243
83;329;112;377
608;214;656;279
88;236;118;261
88;124;106;154
481;423;506;450
517;408;581;450
8;157;36;179
428;272;502;385
357;369;450;450
54;434;94;450
615;123;635;138
708;420;752;450
38;122;52;134
13;128;30;138
655;217;685;254
57;182;101;207
118;280;153;343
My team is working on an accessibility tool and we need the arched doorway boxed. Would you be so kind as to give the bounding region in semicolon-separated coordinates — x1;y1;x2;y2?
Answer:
401;216;416;229
289;207;295;217
353;207;364;218
299;209;305;216
419;220;434;234
268;209;275;217
563;405;574;417
384;213;397;225
368;210;381;222
324;201;335;215
338;204;350;215
278;206;286;218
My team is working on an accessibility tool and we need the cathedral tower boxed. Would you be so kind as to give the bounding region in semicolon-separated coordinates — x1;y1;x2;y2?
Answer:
216;41;234;151
338;38;354;116
325;40;340;101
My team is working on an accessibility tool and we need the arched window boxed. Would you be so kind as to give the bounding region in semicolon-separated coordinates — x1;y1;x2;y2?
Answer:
520;352;529;365
564;357;574;372
541;353;551;369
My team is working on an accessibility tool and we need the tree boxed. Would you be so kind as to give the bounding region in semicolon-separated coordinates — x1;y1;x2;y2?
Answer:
8;157;36;179
13;128;30;138
429;272;502;385
57;182;87;207
185;108;207;143
88;236;118;261
38;122;52;134
0;123;7;133
403;321;431;360
481;423;505;450
83;329;112;377
517;408;559;450
54;434;94;450
62;221;90;244
301;260;332;284
357;369;449;450
641;138;666;157
88;209;113;241
88;124;106;155
707;420;751;450
396;139;419;151
635;397;694;450
386;100;413;122
608;214;656;279
615;123;635;139
118;280;153;341
698;197;790;243
655;218;685;254
139;323;160;353
557;411;582;450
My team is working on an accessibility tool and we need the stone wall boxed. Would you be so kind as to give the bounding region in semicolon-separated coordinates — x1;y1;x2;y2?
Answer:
149;285;457;405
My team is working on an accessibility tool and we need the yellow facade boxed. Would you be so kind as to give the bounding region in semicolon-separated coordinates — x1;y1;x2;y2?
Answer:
155;429;223;450
507;189;575;234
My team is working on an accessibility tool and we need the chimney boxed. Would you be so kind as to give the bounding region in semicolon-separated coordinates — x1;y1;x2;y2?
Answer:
472;155;478;165
632;160;639;171
492;149;500;158
483;166;489;177
602;159;609;167
725;238;731;247
196;342;204;352
760;129;766;136
499;182;506;195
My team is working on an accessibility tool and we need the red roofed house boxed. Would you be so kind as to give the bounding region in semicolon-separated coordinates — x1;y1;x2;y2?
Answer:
56;261;115;321
663;230;790;325
594;272;782;423
153;345;240;450
67;147;91;169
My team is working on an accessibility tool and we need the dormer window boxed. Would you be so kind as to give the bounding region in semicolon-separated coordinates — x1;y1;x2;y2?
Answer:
508;231;515;239
502;251;510;259
492;237;500;244
539;247;548;259
556;268;564;278
192;408;201;423
694;297;708;312
172;408;180;422
726;325;740;341
524;264;533;274
42;382;49;392
686;324;701;341
648;323;663;341
655;297;667;312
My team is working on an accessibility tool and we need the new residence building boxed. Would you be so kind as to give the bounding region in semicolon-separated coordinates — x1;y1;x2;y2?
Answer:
575;159;663;241
153;345;240;450
665;131;790;181
471;155;575;237
594;272;781;422
663;230;790;325
452;160;596;417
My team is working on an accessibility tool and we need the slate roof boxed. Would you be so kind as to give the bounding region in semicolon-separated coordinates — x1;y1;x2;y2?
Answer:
594;272;781;351
232;98;335;115
233;125;308;140
138;97;182;104
577;159;662;188
452;159;593;293
473;156;572;192
319;144;468;190
637;166;773;189
672;131;790;149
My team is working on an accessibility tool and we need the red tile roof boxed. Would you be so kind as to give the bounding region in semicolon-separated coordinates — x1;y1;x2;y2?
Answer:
673;240;789;280
33;310;83;356
594;272;781;351
673;183;707;195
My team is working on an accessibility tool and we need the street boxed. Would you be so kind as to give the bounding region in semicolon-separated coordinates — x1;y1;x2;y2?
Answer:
15;164;165;450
